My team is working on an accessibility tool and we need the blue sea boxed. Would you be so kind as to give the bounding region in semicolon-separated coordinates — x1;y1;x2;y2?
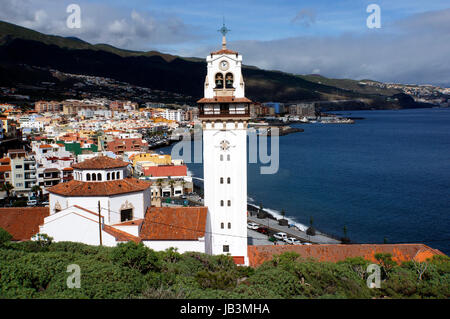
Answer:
160;108;450;254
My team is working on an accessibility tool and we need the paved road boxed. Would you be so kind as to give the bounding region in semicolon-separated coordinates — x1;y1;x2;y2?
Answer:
248;215;341;244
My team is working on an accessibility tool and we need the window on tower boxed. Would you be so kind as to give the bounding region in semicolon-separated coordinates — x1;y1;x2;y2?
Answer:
227;177;231;184
220;177;223;184
215;73;224;88
220;200;224;206
227;154;230;161
225;73;234;89
227;200;231;207
221;222;224;229
228;222;231;229
220;154;223;161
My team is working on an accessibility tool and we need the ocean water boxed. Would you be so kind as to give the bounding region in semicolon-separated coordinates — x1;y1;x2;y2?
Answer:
160;108;450;254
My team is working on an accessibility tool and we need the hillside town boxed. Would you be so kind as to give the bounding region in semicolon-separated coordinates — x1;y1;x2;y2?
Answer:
0;26;445;270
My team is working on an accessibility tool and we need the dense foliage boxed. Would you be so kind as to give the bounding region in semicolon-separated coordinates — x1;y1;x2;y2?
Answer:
0;232;448;299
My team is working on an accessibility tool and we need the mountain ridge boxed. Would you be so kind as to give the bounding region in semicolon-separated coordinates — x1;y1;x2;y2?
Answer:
0;20;433;109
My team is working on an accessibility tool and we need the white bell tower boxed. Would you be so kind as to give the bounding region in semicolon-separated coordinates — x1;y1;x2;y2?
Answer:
199;23;251;265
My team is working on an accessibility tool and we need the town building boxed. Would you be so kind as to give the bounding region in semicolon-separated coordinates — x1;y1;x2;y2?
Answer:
34;101;63;113
6;149;37;198
197;23;251;265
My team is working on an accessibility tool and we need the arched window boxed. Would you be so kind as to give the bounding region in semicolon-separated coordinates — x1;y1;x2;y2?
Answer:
225;73;234;89
227;177;231;184
86;173;91;181
221;222;224;229
220;154;223;161
107;172;110;181
220;200;224;207
220;177;223;184
117;171;121;179
227;200;231;207
97;173;102;181
92;173;96;181
228;222;231;229
227;154;230;161
215;73;224;88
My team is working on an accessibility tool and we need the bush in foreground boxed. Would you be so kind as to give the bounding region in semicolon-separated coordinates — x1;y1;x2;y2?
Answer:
0;240;448;299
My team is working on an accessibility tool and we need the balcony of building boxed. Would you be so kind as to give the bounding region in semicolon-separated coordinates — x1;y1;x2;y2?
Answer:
198;102;250;119
43;168;60;180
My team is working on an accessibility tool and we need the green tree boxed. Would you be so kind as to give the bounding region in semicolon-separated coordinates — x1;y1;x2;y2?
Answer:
111;242;161;274
31;185;43;201
0;227;12;246
1;182;14;203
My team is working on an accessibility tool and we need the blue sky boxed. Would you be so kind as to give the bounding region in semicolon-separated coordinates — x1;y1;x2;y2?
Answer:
1;0;449;85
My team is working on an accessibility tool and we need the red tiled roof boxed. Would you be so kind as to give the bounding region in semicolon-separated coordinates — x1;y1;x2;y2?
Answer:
247;244;446;267
140;207;207;240
0;165;11;172
104;225;141;243
143;165;187;177
112;219;144;227
39;144;52;148
48;178;151;196
72;155;129;170
0;207;50;241
197;97;252;104
0;158;11;164
211;49;238;55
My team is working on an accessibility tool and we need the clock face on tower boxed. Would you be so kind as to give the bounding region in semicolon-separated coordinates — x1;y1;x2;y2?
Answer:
219;140;230;151
219;60;229;71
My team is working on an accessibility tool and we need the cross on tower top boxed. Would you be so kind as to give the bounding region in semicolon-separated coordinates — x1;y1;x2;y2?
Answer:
218;18;230;50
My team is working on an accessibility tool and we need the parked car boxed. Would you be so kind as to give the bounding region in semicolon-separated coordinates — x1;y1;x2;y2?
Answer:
284;237;301;245
27;199;38;206
273;232;288;240
256;227;269;235
247;222;259;230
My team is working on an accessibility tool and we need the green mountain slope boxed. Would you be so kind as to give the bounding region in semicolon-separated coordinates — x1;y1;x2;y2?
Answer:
0;20;420;108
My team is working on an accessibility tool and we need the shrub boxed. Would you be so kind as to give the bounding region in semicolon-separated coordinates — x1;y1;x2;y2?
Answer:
0;227;12;246
110;242;161;274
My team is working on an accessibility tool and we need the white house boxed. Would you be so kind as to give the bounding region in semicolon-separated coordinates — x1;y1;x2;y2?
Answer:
38;155;208;252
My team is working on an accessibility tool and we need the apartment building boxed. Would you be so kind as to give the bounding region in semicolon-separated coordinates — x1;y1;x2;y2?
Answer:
34;101;63;113
32;143;75;192
7;149;37;197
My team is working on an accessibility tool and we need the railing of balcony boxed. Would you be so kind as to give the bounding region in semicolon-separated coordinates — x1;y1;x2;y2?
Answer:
198;107;250;117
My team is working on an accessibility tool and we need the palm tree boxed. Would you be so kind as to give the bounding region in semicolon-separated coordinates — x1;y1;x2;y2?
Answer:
31;185;43;201
181;180;186;194
1;182;14;203
168;179;175;197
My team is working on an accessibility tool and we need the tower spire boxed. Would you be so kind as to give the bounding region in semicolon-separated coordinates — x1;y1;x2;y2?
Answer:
218;17;230;50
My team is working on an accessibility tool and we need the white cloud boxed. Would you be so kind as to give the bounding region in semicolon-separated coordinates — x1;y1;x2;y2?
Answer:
191;8;450;86
0;0;200;50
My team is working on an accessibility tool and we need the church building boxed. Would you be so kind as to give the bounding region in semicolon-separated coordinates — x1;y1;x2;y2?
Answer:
198;23;251;265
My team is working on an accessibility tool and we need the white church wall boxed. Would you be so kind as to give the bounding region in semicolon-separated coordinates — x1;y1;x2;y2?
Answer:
50;190;150;225
39;208;118;246
205;53;244;99
142;239;205;254
203;121;248;258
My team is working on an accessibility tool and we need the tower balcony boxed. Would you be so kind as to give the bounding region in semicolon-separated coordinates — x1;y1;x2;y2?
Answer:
197;96;251;120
